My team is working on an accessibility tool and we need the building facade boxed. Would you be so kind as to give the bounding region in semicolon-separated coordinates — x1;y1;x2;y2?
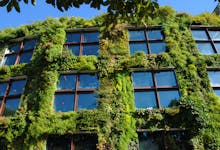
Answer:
0;7;219;150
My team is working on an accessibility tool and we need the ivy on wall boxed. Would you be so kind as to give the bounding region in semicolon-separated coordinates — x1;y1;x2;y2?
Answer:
0;6;219;150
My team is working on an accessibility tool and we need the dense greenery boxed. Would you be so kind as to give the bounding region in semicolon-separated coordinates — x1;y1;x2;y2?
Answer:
0;6;220;150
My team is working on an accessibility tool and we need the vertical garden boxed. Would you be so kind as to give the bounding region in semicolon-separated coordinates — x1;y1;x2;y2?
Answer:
0;6;219;150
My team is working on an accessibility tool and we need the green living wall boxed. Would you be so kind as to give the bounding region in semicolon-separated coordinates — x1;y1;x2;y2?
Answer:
0;6;219;150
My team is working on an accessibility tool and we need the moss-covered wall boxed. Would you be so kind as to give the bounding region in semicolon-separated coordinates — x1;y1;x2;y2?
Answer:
0;6;219;150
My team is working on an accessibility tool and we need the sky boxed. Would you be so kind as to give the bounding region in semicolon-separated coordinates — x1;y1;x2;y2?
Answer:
0;0;219;30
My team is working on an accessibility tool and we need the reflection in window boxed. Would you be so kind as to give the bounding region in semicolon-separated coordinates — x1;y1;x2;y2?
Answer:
208;70;220;98
54;94;74;112
138;131;191;150
191;28;220;54
55;73;99;112
129;29;166;55
196;43;214;55
0;78;26;116
134;91;157;109
65;31;99;56
47;134;98;150
1;38;37;66
132;70;180;108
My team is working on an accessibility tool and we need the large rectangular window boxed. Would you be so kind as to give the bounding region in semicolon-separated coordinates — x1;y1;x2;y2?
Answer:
191;27;220;55
0;78;26;116
129;28;166;55
47;134;98;150
65;31;99;56
138;130;191;150
1;38;37;66
208;70;220;97
132;70;180;109
54;73;99;112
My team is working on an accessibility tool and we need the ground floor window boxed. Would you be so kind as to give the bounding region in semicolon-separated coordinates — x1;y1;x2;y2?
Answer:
47;134;98;150
138;130;192;150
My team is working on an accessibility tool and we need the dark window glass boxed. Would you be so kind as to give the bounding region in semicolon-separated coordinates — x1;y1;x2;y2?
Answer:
47;136;71;150
209;31;220;40
66;33;81;43
158;90;180;107
148;30;163;40
8;43;20;53
138;132;161;150
19;51;33;64
191;30;208;40
73;134;98;150
214;42;220;53
3;98;20;116
149;42;166;54
83;32;99;42
196;43;214;55
78;93;97;110
68;45;80;56
23;39;37;51
82;45;99;56
0;83;7;97
3;54;16;66
8;80;26;95
129;43;148;55
79;74;98;89
214;89;220;97
57;75;76;90
132;72;153;87
129;30;145;41
155;71;177;86
208;71;220;86
54;94;74;112
134;91;157;109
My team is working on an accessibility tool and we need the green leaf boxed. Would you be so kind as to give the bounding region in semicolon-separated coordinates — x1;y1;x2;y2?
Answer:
0;0;9;7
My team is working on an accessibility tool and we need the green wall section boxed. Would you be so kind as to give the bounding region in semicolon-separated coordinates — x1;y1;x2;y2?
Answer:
0;6;219;150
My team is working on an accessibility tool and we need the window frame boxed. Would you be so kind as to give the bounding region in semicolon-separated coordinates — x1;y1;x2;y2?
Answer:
128;26;166;55
137;128;191;150
207;67;220;96
64;28;100;56
1;36;37;66
131;68;180;109
191;26;220;54
0;76;27;116
47;132;98;150
55;71;99;111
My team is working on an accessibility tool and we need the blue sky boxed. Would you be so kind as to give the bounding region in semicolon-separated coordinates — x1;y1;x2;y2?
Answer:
0;0;219;30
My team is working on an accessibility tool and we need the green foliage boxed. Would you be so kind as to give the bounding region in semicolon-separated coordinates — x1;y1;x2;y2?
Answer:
0;6;220;150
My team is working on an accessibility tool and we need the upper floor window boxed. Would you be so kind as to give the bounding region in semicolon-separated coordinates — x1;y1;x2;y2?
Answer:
129;28;166;55
132;70;180;109
138;130;191;150
65;31;99;56
1;39;37;66
47;134;98;150
0;78;26;116
191;27;220;55
208;70;220;97
54;73;99;112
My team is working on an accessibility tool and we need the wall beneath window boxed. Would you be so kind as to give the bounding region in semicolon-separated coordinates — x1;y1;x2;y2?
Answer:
0;6;219;150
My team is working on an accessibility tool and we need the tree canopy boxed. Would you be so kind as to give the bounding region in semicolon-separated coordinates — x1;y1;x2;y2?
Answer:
0;0;158;19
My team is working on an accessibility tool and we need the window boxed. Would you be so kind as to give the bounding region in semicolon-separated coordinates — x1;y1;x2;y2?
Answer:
65;31;99;56
191;27;220;55
47;134;98;150
54;73;99;112
128;28;166;55
132;70;180;109
207;70;220;97
138;130;191;150
1;39;37;66
0;78;26;116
